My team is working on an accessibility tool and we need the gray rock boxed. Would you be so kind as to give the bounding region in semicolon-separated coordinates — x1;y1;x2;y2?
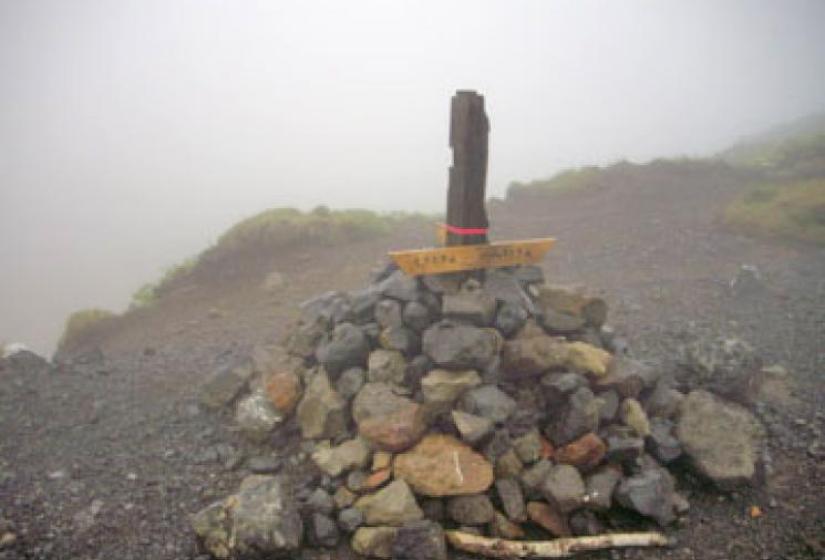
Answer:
379;270;421;302
459;385;517;424
446;494;495;525
422;322;499;370
349;287;381;324
540;309;586;334
451;410;493;445
442;280;497;326
191;475;303;559
679;333;763;403
311;438;371;477
484;269;536;309
512;430;544;464
495;477;527;522
495;302;530;338
247;456;280;474
542;464;586;513
596;390;620;422
584;465;622;511
296;370;349;440
315;323;370;377
235;390;283;442
501;335;569;378
304;488;335;515
615;464;679;526
422;369;482;405
603;426;645;464
379;326;420;357
513;265;545;285
550;386;601;446
392;519;448;560
375;299;404;329
309;513;339;548
285;316;328;359
200;365;249;410
300;290;352;326
403;301;434;333
677;390;765;487
541;372;587;407
335;367;366;400
647;418;683;464
337;507;364;533
598;357;660;399
645;381;685;419
569;510;604;536
520;459;553;499
367;349;407;385
354;480;423;526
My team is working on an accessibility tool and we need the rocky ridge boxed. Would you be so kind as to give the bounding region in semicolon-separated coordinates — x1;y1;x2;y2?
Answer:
191;264;768;559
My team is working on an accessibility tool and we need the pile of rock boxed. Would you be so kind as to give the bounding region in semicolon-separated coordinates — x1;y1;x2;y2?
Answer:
192;265;766;559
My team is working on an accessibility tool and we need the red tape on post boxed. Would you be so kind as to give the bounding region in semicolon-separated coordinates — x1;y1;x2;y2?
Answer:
443;224;489;236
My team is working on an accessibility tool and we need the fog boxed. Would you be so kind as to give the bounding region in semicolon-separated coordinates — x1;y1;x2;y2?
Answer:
1;0;824;355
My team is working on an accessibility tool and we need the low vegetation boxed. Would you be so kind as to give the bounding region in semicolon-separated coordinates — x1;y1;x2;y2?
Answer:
57;308;117;355
724;178;825;245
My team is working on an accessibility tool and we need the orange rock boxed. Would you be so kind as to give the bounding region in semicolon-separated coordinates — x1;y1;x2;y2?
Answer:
527;501;571;537
358;402;428;452
555;433;607;471
362;468;392;491
749;505;763;519
394;434;494;497
265;371;301;414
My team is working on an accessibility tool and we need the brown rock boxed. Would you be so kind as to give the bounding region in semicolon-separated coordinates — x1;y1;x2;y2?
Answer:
535;284;607;328
362;468;392;491
358;403;428;452
490;511;525;539
351;527;398;558
527;501;571;537
265;371;301;415
555;433;607;471
501;335;569;377
394;434;494;497
372;451;392;472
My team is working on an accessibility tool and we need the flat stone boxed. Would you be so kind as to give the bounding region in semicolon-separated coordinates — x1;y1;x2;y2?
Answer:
535;284;607;328
677;390;765;488
527;501;571;537
296;370;348;440
540;309;586;334
351;526;398;559
446;494;495;525
451;410;494;445
442;283;497;326
394;434;494;497
354;480;423;526
542;464;586;513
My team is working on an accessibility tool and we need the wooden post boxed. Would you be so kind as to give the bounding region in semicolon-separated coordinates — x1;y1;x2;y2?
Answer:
446;91;490;246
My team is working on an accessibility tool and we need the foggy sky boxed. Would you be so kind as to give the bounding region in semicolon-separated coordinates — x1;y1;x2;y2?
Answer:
2;0;824;354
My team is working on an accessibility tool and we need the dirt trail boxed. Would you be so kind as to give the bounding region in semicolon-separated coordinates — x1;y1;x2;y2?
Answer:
1;167;823;560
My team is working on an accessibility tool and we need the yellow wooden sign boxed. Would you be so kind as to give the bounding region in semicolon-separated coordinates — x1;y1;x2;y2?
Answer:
390;238;555;276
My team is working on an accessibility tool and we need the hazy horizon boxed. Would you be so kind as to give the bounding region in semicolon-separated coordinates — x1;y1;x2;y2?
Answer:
2;0;824;355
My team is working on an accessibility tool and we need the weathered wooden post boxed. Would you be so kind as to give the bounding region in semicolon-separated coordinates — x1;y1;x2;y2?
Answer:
389;91;555;276
446;91;490;247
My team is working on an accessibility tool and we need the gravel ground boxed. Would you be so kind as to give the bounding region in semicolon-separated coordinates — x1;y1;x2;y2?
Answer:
1;165;822;560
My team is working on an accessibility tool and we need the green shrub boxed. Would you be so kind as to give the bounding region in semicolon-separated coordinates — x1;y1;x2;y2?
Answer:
725;178;825;245
129;257;197;308
507;166;603;199
57;308;116;354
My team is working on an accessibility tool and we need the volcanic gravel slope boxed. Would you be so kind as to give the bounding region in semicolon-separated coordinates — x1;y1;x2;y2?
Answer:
1;164;823;560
